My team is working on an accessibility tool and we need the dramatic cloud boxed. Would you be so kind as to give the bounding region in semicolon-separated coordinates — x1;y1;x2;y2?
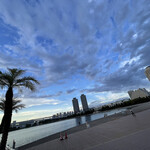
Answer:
89;92;129;107
66;88;77;94
0;0;150;120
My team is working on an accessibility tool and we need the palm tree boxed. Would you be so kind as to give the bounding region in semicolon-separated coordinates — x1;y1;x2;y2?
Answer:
0;99;25;113
0;99;25;132
0;68;39;150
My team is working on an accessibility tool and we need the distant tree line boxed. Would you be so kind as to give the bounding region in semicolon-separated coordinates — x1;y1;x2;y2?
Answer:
100;96;150;111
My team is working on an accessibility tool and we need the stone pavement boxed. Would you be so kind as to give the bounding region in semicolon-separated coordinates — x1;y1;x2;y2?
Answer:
88;127;150;150
27;109;150;150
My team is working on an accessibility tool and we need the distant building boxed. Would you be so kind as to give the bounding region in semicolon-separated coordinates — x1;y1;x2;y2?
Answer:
11;121;16;128
11;120;35;128
52;114;57;119
128;88;150;100
145;66;150;81
72;98;80;114
80;94;89;112
63;112;67;117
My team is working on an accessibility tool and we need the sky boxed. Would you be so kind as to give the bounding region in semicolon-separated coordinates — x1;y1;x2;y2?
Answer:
0;0;150;122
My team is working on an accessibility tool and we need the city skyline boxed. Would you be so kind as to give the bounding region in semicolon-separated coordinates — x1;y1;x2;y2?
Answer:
0;0;150;121
72;94;89;114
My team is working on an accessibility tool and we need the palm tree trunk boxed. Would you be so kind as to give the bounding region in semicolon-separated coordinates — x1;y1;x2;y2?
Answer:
0;87;13;150
0;115;5;133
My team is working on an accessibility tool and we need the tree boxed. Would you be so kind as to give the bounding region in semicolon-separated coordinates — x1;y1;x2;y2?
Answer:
0;68;39;149
0;99;25;132
0;99;25;113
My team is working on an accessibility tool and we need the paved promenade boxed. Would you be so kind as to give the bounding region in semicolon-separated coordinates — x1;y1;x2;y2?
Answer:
27;108;150;150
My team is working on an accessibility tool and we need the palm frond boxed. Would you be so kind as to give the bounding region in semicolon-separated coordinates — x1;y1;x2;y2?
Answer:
17;81;36;91
0;99;5;112
13;104;25;113
0;99;25;113
15;76;39;84
0;73;11;88
8;68;26;80
15;76;40;91
0;68;39;90
12;99;25;112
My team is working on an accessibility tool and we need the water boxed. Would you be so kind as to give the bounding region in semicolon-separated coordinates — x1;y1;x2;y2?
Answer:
1;108;126;148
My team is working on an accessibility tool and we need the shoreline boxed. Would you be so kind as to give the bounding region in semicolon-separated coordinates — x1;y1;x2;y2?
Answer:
18;102;150;150
18;113;125;150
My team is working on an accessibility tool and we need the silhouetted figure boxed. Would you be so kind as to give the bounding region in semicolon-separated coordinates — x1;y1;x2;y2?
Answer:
12;140;16;149
130;110;136;117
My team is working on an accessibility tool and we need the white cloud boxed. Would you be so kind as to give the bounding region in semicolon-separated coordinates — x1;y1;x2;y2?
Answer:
95;92;129;102
21;97;62;107
120;55;141;68
0;0;150;120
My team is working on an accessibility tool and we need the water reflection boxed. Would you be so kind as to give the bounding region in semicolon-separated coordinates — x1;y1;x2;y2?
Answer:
85;115;91;122
76;116;82;125
75;115;92;125
1;108;126;148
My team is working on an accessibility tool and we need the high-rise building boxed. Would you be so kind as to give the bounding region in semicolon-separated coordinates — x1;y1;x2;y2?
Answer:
72;98;80;114
145;66;150;81
80;94;89;112
128;88;150;100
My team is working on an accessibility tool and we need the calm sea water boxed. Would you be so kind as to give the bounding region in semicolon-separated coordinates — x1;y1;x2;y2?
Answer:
0;108;126;148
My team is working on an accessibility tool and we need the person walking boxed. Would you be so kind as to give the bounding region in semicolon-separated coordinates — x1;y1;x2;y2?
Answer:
130;110;136;117
12;140;16;149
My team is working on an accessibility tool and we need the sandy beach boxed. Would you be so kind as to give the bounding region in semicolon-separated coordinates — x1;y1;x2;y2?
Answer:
18;102;150;150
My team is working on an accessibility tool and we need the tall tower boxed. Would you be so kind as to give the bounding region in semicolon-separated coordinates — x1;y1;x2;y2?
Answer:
80;94;89;112
145;66;150;81
72;98;80;114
